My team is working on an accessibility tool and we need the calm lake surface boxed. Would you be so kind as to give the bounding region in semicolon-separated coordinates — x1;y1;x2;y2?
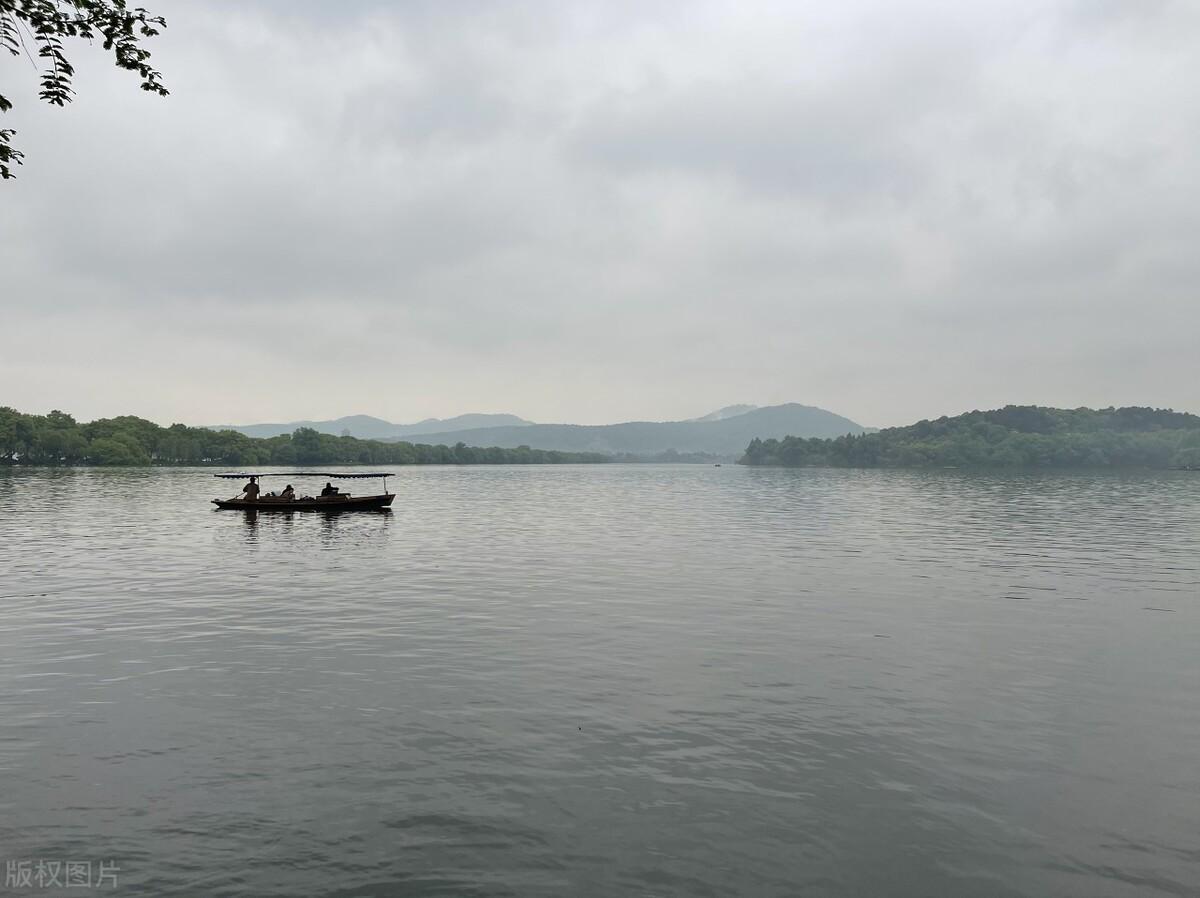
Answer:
2;465;1198;897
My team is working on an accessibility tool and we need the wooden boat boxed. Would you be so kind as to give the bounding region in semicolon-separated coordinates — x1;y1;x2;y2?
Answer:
213;493;394;511
212;472;394;512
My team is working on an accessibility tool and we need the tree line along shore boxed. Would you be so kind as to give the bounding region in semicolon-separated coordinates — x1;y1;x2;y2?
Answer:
0;408;610;466
741;406;1200;469
3;404;1199;469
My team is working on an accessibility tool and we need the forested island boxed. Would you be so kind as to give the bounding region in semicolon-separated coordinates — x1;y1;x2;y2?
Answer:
741;406;1200;469
0;407;610;467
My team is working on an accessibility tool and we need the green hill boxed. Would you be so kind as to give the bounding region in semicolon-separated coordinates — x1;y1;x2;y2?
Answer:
741;406;1200;469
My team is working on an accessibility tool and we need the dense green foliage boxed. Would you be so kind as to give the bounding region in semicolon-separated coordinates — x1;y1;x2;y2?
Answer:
0;407;611;466
741;406;1200;469
1;0;168;178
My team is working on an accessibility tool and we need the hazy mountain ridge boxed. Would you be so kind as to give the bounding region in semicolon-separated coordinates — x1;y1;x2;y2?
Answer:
689;404;759;422
210;403;866;458
387;404;865;457
211;413;532;440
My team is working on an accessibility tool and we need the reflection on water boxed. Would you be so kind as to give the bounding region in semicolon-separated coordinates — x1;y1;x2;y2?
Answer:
240;506;258;540
1;465;1199;897
229;504;393;547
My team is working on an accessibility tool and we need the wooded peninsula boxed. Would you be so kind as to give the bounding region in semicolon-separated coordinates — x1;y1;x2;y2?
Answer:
0;407;610;466
741;406;1200;469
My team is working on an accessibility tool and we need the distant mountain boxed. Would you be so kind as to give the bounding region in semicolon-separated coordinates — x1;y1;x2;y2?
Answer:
211;413;532;440
689;404;759;422
386;403;865;457
393;414;532;437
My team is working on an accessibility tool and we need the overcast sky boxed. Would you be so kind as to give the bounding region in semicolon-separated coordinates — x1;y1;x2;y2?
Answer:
2;0;1197;428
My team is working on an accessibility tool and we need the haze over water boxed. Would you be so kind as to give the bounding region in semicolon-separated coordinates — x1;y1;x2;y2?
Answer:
2;465;1198;897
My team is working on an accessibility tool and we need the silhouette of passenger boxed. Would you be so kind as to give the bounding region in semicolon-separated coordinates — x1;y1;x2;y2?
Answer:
280;484;296;500
320;482;339;497
242;476;260;501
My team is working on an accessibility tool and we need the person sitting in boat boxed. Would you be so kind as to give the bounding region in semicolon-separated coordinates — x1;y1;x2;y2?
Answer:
280;484;296;501
241;476;260;501
320;482;339;497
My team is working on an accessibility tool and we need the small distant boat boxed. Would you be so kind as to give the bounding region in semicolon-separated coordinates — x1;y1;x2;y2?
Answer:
212;472;395;512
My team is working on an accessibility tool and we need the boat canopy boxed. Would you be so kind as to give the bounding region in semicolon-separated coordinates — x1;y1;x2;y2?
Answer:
213;472;393;479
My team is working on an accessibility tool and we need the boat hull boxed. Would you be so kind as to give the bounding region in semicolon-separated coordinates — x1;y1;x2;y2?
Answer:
212;494;394;512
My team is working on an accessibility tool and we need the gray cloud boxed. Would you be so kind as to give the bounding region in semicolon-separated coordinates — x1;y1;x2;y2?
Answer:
1;0;1197;427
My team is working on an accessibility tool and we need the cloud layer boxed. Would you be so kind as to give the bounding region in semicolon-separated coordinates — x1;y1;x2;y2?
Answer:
2;0;1197;426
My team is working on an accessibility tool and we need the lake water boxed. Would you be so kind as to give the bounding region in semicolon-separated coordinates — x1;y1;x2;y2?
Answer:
2;465;1198;897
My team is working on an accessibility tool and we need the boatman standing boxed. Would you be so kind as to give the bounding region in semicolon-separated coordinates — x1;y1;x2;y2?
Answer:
241;476;260;502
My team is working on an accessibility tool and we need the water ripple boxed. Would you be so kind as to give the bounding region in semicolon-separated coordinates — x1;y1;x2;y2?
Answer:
1;465;1198;896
